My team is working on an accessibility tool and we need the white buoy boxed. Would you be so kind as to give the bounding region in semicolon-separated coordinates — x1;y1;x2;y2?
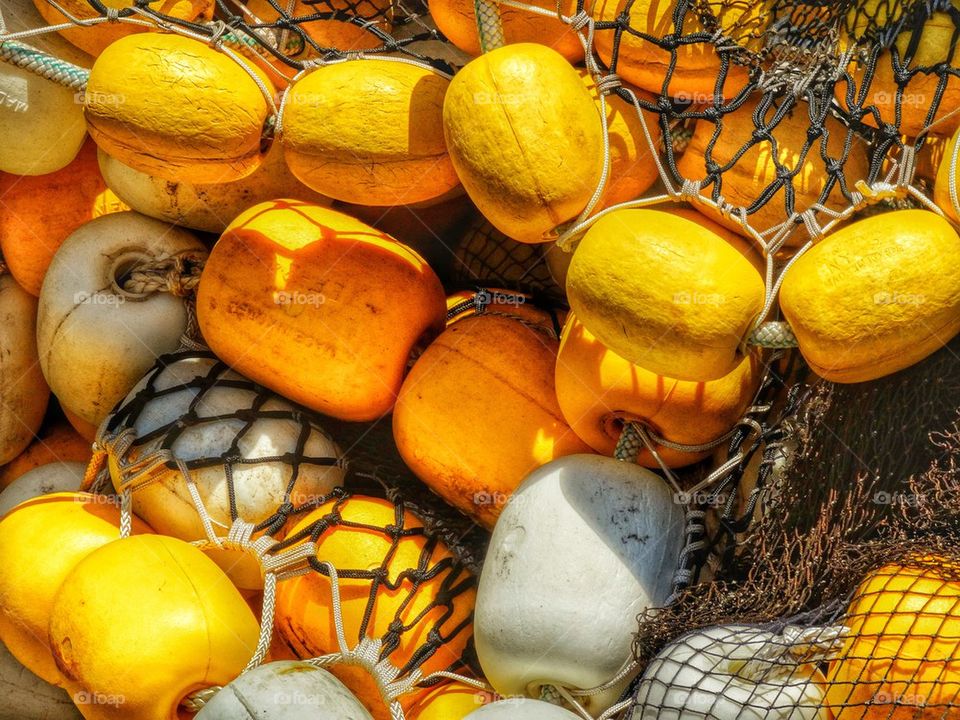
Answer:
195;661;374;719
0;461;86;517
464;699;582;719
107;353;345;589
36;211;206;428
97;144;332;234
475;454;686;715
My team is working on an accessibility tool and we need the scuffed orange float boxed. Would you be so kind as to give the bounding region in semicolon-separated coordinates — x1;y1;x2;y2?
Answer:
393;306;592;528
556;314;763;467
0;273;50;465
0;139;127;296
0;420;92;490
197;200;446;421
32;0;214;57
590;0;766;98
677;96;870;241
430;0;583;61
275;495;476;720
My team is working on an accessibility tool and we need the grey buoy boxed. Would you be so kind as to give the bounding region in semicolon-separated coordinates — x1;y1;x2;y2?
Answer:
195;661;373;719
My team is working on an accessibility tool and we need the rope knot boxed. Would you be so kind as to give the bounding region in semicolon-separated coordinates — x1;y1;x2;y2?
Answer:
120;250;206;298
569;10;591;31
678;178;703;201
105;8;120;21
596;72;622;96
223;518;257;551
207;20;230;47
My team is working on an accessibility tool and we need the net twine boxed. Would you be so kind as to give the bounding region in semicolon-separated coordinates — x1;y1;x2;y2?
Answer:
14;2;960;717
83;349;485;719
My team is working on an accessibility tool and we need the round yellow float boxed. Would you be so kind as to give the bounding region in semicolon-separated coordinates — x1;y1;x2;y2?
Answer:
443;44;603;243
566;208;765;381
85;33;273;183
779;210;960;383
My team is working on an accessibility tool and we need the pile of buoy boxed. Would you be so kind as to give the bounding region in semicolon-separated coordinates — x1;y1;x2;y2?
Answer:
2;0;960;718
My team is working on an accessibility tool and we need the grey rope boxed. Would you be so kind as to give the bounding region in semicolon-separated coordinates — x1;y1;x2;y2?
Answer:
0;40;89;91
748;320;799;349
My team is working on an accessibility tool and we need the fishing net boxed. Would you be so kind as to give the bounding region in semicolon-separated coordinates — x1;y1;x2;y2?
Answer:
7;1;960;718
83;347;482;716
622;372;960;719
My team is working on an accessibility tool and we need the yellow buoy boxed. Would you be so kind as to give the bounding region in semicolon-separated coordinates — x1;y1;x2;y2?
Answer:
85;33;272;183
780;209;960;383
283;59;459;206
566;208;765;381
443;44;603;243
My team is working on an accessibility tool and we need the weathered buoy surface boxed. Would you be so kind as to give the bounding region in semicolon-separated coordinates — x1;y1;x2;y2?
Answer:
283;59;460;206
197;200;446;421
195;661;373;719
0;138;128;296
98;144;331;234
393;310;591;528
0;461;86;517
85;33;271;183
0;420;91;490
475;455;685;715
779;210;960;383
105;352;344;589
0;273;50;465
566;208;765;381
36;211;206;428
443;44;604;243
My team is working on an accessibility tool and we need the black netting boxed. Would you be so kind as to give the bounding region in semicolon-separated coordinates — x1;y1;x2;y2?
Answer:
93;348;481;713
627;353;960;718
13;1;960;717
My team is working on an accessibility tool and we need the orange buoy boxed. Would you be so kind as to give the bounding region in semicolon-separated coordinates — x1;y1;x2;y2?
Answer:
393;307;592;528
0;139;128;296
274;495;476;719
197;200;447;421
